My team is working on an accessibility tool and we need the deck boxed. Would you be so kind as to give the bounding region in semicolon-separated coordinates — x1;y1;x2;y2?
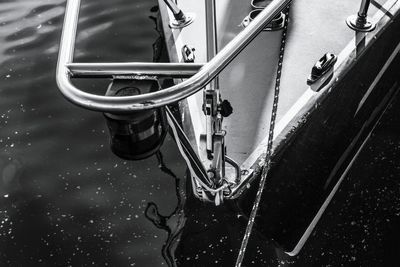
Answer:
159;0;384;164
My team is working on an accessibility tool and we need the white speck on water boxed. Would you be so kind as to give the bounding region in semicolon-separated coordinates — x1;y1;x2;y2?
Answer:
4;194;9;198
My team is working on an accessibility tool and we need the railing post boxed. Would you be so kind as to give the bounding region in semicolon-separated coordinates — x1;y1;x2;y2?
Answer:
205;0;218;72
205;0;219;96
346;0;376;32
204;0;227;195
163;0;195;28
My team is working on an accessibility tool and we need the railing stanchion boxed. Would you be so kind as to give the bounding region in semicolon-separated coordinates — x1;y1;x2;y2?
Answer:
346;0;376;32
163;0;195;28
204;0;226;190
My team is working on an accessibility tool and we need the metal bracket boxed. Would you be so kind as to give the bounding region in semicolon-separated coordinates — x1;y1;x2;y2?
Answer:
203;89;219;157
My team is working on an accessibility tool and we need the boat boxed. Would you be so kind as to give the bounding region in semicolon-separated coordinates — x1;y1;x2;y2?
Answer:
56;0;400;262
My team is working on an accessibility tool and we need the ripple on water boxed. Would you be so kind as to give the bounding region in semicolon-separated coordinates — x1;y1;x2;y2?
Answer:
0;0;185;266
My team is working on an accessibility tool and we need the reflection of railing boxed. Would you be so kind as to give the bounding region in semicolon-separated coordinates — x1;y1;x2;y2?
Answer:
56;0;292;113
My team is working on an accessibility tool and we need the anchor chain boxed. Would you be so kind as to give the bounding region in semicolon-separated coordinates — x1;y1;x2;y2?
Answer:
235;5;291;267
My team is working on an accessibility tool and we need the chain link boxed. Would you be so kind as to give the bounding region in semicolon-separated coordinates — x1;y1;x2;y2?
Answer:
235;5;291;266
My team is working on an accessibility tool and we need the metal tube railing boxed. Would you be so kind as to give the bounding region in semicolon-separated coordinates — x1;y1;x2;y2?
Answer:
67;62;204;78
358;0;371;18
56;0;292;113
163;0;182;17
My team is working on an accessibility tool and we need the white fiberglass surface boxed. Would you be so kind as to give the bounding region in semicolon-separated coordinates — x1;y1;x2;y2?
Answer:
166;0;385;164
215;0;379;163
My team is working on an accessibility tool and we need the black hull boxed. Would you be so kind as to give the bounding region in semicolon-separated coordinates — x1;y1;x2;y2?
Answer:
238;8;400;253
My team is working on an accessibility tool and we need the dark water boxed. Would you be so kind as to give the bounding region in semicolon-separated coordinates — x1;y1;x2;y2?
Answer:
0;0;187;266
0;0;399;266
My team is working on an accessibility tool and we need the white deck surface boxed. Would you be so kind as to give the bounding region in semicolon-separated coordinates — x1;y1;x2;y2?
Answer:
162;0;381;164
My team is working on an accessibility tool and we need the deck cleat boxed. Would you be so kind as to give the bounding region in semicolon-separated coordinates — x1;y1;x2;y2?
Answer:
307;53;337;88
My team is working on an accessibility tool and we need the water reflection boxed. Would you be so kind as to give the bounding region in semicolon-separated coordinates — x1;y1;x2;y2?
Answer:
146;152;187;267
0;0;186;265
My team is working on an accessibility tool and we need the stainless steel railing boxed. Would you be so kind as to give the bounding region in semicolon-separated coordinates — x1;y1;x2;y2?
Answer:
67;62;204;78
56;0;292;113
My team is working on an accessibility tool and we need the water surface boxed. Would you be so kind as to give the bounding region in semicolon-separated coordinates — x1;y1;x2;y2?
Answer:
0;0;399;266
0;1;187;266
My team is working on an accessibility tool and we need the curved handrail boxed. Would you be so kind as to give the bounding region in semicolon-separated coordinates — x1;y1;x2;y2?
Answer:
56;0;292;112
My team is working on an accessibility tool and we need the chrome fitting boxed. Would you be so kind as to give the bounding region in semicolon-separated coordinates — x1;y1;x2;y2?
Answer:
346;0;376;32
163;0;195;29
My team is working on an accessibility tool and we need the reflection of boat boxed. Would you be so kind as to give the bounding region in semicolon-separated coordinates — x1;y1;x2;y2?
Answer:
145;163;289;266
56;0;400;261
145;152;187;267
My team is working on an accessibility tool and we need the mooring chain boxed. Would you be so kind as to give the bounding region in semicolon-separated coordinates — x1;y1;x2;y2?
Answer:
235;5;291;267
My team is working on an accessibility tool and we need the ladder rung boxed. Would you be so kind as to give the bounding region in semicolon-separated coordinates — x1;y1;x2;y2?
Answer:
67;62;204;78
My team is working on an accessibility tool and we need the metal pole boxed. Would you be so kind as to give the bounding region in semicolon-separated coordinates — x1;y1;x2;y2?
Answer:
163;0;185;20
358;0;371;18
205;0;219;89
204;0;226;189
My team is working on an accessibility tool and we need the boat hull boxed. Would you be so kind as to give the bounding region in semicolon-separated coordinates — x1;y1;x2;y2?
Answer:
238;3;400;254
